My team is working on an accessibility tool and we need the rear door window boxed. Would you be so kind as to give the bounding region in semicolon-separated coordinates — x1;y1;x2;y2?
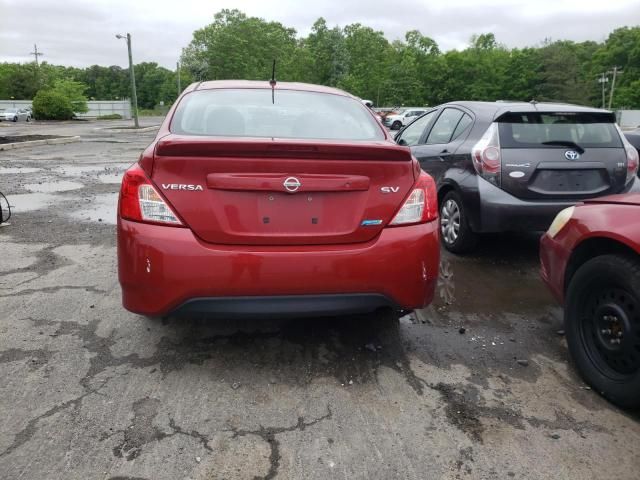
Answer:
426;108;464;144
497;112;622;148
451;113;473;142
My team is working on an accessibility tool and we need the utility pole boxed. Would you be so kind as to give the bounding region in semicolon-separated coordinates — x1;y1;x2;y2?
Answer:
608;66;623;110
116;33;139;128
597;72;608;109
30;44;44;67
177;61;181;96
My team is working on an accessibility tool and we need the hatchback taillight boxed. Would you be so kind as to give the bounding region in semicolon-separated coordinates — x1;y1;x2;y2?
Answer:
119;164;184;226
617;126;640;184
389;172;438;225
472;123;501;186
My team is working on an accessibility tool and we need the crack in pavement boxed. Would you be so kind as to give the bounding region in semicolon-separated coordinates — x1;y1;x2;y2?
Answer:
226;406;333;480
107;397;213;462
0;285;108;298
0;384;107;459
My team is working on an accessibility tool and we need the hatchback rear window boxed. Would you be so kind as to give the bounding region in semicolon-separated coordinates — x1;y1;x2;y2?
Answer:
497;112;622;149
170;88;384;141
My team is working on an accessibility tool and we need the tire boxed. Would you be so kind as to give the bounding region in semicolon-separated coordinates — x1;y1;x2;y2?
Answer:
439;191;478;254
12;117;17;122
391;121;402;130
565;254;640;409
26;116;31;122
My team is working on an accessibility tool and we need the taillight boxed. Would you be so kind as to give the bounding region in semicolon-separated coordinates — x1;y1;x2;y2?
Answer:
617;126;639;183
119;164;184;226
389;172;438;226
471;123;501;185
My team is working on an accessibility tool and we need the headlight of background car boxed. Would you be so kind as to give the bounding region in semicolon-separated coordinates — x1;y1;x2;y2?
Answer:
547;206;575;238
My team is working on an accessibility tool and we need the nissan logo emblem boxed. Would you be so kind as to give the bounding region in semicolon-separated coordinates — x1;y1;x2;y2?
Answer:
564;150;580;160
283;176;301;192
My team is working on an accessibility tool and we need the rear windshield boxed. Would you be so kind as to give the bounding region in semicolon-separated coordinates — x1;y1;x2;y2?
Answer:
497;112;622;149
170;88;384;141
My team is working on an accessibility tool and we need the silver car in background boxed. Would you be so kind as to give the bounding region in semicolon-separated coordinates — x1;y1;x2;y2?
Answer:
1;108;32;122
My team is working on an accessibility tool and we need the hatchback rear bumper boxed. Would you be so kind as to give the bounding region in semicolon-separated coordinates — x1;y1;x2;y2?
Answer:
474;177;640;232
118;218;439;317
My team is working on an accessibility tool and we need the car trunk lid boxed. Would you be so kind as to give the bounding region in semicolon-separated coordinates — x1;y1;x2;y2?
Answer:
152;135;415;245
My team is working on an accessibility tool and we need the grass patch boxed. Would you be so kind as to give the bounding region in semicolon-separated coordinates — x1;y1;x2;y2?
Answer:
97;114;123;120
138;108;169;116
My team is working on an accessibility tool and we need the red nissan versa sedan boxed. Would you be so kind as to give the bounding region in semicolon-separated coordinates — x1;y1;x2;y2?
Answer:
117;81;440;319
540;193;640;408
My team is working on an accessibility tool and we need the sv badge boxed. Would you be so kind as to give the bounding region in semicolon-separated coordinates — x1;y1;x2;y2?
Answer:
380;186;400;193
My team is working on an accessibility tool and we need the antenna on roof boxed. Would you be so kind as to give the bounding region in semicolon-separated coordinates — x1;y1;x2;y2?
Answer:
270;59;276;104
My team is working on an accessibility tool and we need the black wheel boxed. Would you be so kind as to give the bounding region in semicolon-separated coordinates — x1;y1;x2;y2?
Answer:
439;191;477;254
391;121;402;130
565;254;640;409
26;116;31;122
12;116;17;122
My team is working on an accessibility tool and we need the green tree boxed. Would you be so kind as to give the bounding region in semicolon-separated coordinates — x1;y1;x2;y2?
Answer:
300;18;348;86
32;90;74;120
181;9;299;82
338;23;392;103
49;79;89;113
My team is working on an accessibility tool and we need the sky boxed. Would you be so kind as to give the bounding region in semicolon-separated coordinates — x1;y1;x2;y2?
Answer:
1;0;639;69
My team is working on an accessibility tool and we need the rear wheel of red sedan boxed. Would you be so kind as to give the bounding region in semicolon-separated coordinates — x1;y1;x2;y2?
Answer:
565;254;640;409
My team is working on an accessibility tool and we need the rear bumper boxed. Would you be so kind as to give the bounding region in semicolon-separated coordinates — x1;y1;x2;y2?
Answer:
172;294;400;318
473;177;640;232
118;218;440;317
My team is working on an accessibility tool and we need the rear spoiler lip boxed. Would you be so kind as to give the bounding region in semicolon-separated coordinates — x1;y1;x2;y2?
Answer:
494;110;617;123
155;134;413;161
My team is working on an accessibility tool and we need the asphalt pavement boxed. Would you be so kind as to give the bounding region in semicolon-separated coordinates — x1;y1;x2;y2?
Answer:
0;118;639;479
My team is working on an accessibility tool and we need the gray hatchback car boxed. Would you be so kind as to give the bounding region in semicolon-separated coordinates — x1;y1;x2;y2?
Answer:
394;101;640;253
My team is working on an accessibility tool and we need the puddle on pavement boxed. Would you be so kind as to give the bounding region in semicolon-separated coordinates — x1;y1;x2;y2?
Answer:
416;233;556;322
7;192;59;212
54;163;132;180
70;192;118;224
0;167;42;174
24;180;84;193
97;172;124;184
53;165;108;176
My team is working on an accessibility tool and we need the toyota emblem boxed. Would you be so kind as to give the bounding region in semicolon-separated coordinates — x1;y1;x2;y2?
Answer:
564;150;580;160
283;176;301;192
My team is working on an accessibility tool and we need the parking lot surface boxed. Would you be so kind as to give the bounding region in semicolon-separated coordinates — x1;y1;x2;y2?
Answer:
1;119;639;479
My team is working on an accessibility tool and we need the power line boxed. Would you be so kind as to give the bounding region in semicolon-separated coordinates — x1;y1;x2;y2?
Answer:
607;66;623;110
30;44;44;67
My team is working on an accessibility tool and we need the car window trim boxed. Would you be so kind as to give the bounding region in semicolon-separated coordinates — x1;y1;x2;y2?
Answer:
411;109;438;145
395;109;437;146
449;113;474;143
423;106;476;145
425;107;466;145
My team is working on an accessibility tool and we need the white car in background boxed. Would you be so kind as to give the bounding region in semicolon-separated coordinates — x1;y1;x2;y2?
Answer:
1;108;32;122
384;108;427;130
361;99;383;123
